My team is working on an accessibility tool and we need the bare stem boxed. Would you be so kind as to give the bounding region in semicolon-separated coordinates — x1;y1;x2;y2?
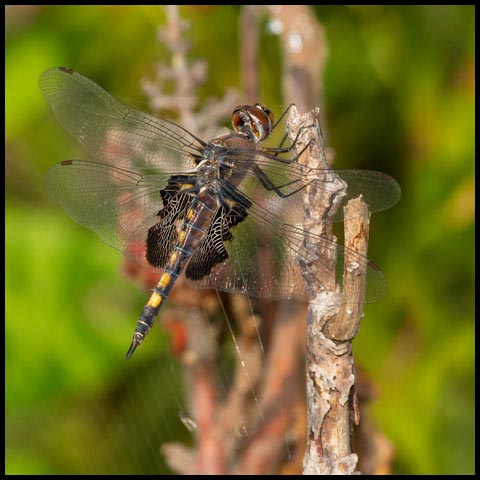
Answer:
287;106;371;475
266;5;328;114
240;6;261;101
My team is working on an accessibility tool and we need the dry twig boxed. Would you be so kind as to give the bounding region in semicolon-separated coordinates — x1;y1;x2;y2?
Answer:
287;106;374;474
141;5;240;139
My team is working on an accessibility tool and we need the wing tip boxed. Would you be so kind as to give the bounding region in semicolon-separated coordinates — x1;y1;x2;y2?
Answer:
39;66;76;89
58;66;75;75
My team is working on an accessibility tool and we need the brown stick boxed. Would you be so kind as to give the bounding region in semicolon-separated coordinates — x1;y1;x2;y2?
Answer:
265;5;328;114
326;198;370;341
286;106;371;474
239;6;261;102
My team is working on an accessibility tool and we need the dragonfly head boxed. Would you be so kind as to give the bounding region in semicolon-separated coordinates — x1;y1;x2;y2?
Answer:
232;104;274;143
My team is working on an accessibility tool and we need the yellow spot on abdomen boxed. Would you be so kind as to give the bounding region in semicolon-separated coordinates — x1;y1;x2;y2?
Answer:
186;209;195;221
178;230;186;243
158;272;171;289
168;250;179;265
147;291;163;308
224;198;235;208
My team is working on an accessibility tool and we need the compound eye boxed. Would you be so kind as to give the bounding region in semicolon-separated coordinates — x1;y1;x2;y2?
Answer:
232;105;273;142
246;105;272;142
265;108;274;125
255;103;275;125
232;109;246;131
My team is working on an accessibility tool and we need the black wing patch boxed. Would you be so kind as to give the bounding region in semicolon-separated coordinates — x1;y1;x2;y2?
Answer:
186;190;251;281
146;175;197;268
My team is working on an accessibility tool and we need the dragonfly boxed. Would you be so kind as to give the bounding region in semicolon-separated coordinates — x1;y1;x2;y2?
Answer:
40;67;401;358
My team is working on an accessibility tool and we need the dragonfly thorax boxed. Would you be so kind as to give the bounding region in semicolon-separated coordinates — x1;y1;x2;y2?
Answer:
199;133;257;188
194;157;222;191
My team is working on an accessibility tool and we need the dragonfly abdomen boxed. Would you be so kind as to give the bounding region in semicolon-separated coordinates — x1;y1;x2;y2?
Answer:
126;190;218;358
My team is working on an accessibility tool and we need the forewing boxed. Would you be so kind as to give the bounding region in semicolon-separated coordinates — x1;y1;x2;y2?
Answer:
333;170;401;222
232;149;401;222
39;67;204;173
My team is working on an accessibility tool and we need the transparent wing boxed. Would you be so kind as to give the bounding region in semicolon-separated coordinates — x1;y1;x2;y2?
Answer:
40;68;396;302
40;67;208;270
187;184;386;306
44;160;177;269
332;169;401;221
39;67;204;173
231;149;401;222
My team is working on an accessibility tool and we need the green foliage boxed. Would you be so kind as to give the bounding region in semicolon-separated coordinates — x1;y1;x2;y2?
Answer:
6;5;474;474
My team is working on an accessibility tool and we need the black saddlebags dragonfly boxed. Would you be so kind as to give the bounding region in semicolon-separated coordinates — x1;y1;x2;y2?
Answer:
40;67;401;358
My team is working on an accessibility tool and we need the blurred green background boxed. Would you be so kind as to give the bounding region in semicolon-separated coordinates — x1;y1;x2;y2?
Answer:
5;5;474;475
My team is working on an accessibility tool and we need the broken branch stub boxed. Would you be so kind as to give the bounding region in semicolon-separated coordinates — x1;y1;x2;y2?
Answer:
327;196;370;341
